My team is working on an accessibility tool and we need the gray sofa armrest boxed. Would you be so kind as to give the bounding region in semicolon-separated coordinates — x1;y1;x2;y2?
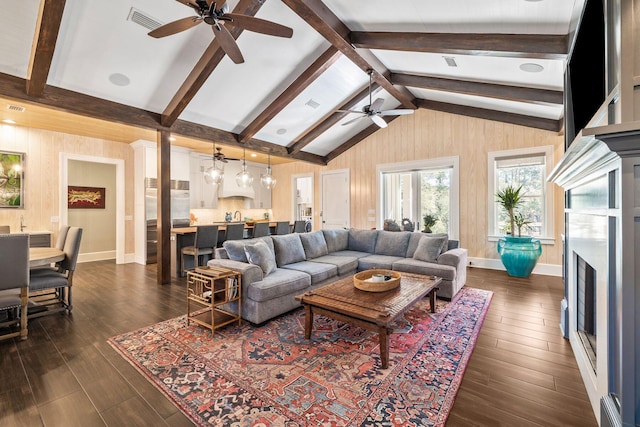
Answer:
207;259;264;287
437;247;467;269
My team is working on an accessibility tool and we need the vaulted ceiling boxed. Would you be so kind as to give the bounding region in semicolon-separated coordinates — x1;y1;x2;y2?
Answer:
0;0;581;165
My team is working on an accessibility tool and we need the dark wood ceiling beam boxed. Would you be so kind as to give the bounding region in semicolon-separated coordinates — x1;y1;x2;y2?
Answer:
391;73;563;104
351;32;568;59
160;0;264;127
26;0;66;97
281;0;416;109
0;72;327;165
287;84;377;154
325;117;399;163
239;46;342;143
415;98;562;132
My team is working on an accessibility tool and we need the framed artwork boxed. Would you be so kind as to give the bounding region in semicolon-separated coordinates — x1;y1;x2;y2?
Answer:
0;151;25;208
68;186;106;209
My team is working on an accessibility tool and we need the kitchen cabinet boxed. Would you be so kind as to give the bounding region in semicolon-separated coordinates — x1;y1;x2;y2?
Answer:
190;153;218;209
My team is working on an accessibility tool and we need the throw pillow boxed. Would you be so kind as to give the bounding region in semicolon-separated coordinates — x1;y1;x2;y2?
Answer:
271;234;307;267
299;231;329;259
413;235;448;262
223;240;249;263
244;240;277;276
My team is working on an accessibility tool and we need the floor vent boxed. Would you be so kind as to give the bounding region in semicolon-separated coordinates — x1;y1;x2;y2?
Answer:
6;104;26;112
127;7;162;31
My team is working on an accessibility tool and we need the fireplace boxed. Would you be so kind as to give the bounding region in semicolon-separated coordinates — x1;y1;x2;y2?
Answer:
576;255;596;370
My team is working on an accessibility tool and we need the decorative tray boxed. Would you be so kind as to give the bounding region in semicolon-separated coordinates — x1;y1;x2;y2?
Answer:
353;269;401;292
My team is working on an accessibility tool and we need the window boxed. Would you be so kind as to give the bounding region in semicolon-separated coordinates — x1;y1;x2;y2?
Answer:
377;157;459;238
488;146;554;243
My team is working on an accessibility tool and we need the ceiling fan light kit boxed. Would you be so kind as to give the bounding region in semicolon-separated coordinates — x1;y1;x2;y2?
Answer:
148;0;293;64
337;70;414;128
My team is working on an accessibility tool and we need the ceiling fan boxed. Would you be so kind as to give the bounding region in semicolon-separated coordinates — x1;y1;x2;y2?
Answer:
148;0;293;64
212;146;238;163
338;70;414;128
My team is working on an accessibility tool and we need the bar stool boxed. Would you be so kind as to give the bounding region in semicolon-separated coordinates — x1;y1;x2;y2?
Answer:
293;220;305;233
275;221;291;235
181;225;218;275
252;222;270;238
223;223;245;242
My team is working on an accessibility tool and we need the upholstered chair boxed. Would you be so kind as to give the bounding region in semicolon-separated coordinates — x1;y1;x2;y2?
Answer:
0;234;29;341
181;225;218;275
252;222;270;238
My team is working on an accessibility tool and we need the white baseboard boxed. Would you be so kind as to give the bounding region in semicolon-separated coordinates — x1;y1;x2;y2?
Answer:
77;250;116;263
468;257;562;277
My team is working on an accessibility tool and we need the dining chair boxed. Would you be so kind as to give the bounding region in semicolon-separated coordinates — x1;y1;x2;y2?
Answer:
181;225;218;275
224;223;245;242
252;222;270;238
55;225;71;250
28;227;82;318
0;225;10;234
293;220;306;233
0;234;29;341
275;221;291;235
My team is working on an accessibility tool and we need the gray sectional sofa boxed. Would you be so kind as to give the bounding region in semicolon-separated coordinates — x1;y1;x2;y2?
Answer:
206;228;467;324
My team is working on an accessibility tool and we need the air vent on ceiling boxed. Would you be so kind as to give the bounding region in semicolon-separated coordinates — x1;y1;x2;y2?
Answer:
127;7;162;31
305;99;320;109
443;56;458;67
6;104;26;112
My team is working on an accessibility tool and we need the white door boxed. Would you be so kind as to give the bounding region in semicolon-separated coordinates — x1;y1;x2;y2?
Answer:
321;169;350;229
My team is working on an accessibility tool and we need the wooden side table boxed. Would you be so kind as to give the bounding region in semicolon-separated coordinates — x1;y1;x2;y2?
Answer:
186;266;242;334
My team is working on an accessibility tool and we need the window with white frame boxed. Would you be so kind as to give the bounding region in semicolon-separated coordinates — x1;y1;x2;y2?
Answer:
488;146;554;242
377;157;459;238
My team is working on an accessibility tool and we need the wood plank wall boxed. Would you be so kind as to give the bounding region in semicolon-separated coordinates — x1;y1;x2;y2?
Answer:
0;124;135;254
271;109;565;266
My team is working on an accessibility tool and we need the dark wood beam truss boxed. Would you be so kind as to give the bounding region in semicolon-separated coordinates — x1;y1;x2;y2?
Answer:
351;32;568;59
26;0;67;97
391;73;563;105
239;46;342;143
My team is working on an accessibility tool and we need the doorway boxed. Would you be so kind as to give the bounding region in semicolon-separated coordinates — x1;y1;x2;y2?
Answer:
60;153;125;264
292;173;314;229
320;169;350;229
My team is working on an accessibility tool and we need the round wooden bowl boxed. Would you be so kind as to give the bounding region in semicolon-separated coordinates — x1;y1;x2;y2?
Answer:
354;269;401;292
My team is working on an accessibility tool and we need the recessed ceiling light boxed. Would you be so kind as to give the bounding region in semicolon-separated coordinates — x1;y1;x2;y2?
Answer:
109;73;131;87
2;119;16;124
250;153;257;158
169;136;176;142
519;63;544;73
276;128;287;135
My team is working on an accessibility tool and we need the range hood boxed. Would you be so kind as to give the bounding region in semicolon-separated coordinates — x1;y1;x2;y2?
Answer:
219;160;255;199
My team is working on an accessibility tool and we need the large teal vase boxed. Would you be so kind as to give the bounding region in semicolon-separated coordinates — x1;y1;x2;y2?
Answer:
497;236;542;277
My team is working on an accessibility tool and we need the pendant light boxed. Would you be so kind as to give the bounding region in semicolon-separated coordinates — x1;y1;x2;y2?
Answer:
260;151;276;189
204;145;224;185
235;148;253;188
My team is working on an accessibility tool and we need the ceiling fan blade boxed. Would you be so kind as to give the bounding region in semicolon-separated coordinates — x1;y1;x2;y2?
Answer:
224;13;293;38
379;109;415;116
370;115;388;128
148;17;201;38
175;0;200;12
342;116;366;126
369;98;385;114
212;24;244;64
336;109;364;114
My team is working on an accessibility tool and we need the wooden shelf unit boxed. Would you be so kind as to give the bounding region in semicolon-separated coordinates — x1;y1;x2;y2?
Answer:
186;266;241;334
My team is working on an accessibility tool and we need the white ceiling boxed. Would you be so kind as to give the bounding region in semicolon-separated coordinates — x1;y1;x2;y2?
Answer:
0;0;580;161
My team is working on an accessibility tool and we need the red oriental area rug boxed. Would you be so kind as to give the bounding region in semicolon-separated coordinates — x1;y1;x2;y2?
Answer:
108;287;492;426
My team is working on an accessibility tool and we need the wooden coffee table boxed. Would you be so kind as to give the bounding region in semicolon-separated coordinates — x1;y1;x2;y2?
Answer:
295;272;441;369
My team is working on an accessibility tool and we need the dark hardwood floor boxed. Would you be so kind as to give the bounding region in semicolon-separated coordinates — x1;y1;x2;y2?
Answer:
0;262;597;426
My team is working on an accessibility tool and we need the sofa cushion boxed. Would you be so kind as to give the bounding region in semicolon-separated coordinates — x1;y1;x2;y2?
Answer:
375;230;411;257
271;234;306;267
322;229;349;253
282;261;337;285
308;255;359;276
246;268;311;302
413;235;449;262
330;250;371;259
223;236;274;263
392;258;456;281
244;240;276;276
348;228;378;253
299;230;328;259
358;254;405;271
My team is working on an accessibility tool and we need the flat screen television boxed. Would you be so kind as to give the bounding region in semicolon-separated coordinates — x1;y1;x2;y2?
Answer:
564;0;606;149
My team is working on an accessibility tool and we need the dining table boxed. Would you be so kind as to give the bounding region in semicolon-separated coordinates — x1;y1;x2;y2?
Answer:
29;247;65;268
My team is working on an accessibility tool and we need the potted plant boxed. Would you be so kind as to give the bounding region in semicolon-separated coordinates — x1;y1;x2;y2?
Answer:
495;185;542;277
422;214;437;233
